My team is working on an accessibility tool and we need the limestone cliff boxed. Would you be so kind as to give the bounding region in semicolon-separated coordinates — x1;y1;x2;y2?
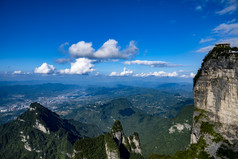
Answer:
191;45;238;158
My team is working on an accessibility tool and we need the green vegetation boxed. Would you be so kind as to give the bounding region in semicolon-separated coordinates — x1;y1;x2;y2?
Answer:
148;136;214;159
65;98;194;158
217;144;238;159
111;120;123;133
73;120;144;159
0;84;194;158
105;133;120;153
74;135;107;159
0;103;102;159
194;113;206;123
119;108;135;116
134;132;139;140
200;122;223;143
194;108;208;123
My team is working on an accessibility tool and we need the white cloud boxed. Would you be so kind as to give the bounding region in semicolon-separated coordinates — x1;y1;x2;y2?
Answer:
59;58;94;75
69;41;95;58
13;70;23;74
34;63;55;74
134;71;178;77
121;41;138;59
124;60;182;67
55;58;72;64
180;72;195;78
227;18;236;23
180;74;188;78
67;39;138;60
94;39;120;59
213;22;238;35
190;72;196;77
109;67;133;76
200;38;216;43
216;0;238;15
58;42;69;53
195;5;202;10
195;45;214;53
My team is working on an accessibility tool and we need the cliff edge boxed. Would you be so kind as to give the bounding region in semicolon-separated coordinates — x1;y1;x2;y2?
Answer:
191;44;238;158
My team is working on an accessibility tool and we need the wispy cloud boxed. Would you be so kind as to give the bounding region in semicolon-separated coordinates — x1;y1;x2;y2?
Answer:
124;60;183;67
195;0;238;15
213;22;238;35
58;42;69;53
134;71;178;77
216;0;238;15
55;58;72;64
195;45;214;53
200;38;216;43
195;5;202;10
218;37;238;47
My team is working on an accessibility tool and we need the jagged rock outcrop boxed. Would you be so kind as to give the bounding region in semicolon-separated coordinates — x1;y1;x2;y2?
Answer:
109;120;142;159
73;120;144;159
128;132;142;154
191;45;238;158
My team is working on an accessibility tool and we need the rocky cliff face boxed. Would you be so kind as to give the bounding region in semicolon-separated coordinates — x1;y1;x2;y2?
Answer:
191;46;238;158
109;120;142;159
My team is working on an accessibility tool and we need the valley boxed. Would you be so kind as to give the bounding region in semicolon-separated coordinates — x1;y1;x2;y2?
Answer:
0;82;194;158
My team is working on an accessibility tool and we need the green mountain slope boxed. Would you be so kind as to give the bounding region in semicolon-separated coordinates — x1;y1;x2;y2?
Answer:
64;98;194;158
0;103;102;159
73;120;144;159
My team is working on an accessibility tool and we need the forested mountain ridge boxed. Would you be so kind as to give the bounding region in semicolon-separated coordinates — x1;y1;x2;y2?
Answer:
0;102;102;159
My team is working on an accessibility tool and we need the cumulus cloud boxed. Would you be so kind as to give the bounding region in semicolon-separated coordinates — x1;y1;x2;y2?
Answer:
200;38;216;43
195;45;214;53
34;63;55;74
124;60;182;67
59;58;95;75
109;67;133;77
69;41;95;58
67;39;138;60
134;71;178;77
94;39;120;59
213;22;238;35
216;0;238;15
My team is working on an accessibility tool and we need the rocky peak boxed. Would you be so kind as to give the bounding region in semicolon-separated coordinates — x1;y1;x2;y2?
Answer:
191;45;238;158
111;120;124;147
128;132;142;155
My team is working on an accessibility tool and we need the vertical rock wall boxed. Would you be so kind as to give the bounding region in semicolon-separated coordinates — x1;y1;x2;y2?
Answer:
191;49;238;158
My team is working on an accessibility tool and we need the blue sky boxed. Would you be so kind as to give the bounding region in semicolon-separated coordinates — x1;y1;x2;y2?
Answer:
0;0;238;82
